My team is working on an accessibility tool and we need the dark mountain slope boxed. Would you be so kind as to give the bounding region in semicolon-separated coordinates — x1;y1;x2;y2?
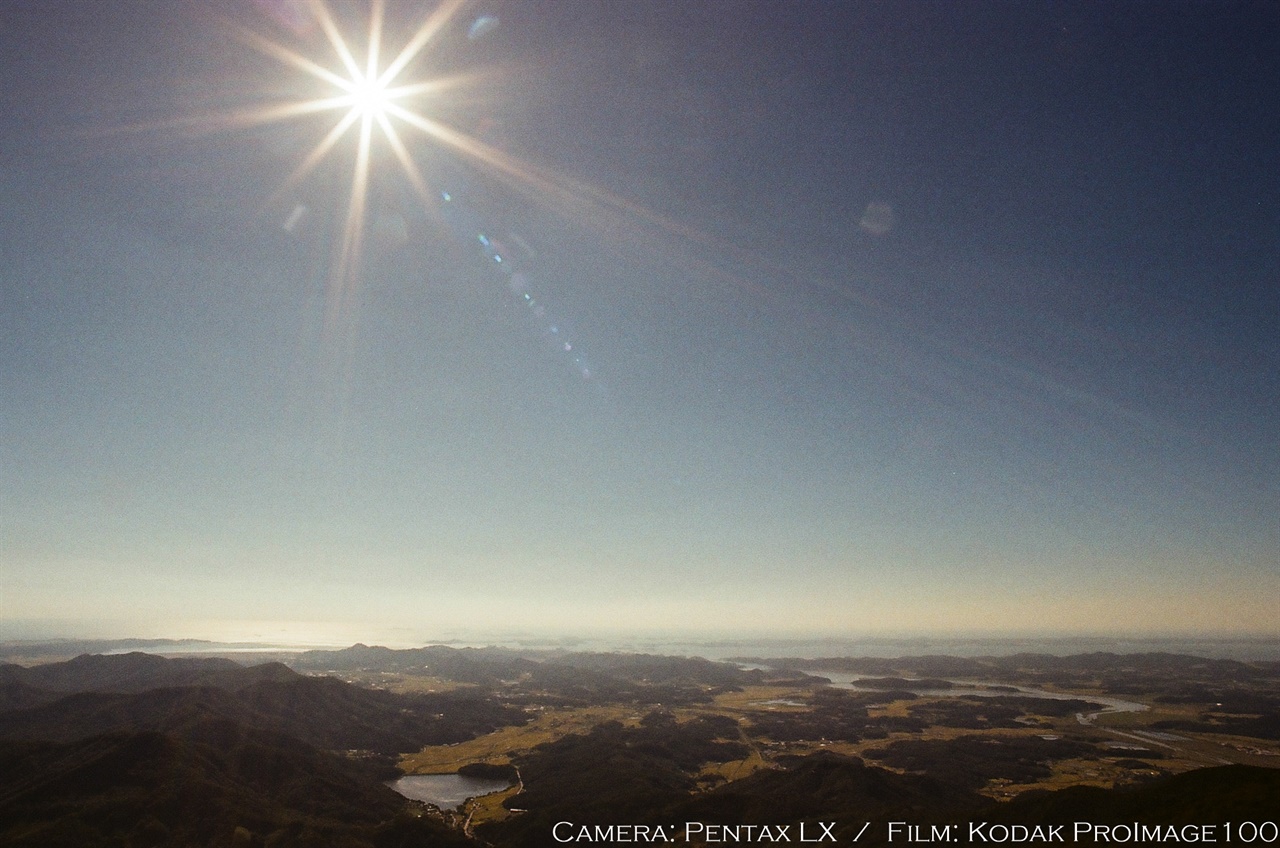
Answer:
0;654;499;846
0;725;473;848
230;675;525;751
0;686;252;745
0;675;525;755
0;680;57;713
0;654;305;714
475;714;749;848
672;752;982;837
0;653;244;693
990;763;1280;826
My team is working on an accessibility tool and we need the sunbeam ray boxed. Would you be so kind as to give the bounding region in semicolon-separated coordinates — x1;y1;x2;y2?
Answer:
378;0;468;85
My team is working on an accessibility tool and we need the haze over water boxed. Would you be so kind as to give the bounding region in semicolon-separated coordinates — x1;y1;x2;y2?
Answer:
7;632;1279;664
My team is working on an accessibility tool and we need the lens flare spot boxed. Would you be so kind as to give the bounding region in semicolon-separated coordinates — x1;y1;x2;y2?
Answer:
467;15;499;41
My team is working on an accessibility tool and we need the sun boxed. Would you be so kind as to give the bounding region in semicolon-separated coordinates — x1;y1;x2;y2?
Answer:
218;0;473;326
343;71;394;119
194;0;686;333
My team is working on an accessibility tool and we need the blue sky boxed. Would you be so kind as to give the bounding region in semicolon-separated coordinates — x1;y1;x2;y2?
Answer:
1;0;1276;644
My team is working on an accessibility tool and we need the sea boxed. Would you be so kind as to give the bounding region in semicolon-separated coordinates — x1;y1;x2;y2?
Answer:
6;633;1278;663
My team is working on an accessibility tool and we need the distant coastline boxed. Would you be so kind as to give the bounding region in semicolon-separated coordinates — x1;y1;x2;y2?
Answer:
4;633;1280;664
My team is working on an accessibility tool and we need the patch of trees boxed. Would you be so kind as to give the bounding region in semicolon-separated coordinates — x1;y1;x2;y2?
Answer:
993;696;1104;717
749;689;922;743
510;663;718;706
864;734;1098;790
1154;688;1280;713
902;698;1026;730
478;712;747;846
1153;714;1280;741
514;717;742;809
457;762;518;781
751;691;1099;741
903;696;1101;730
671;752;983;837
1112;758;1161;770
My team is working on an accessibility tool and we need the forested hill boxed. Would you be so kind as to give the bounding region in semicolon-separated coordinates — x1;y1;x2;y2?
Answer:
0;654;525;755
0;652;519;846
0;725;472;847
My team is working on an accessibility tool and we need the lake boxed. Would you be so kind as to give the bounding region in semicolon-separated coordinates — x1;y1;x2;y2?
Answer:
388;774;513;809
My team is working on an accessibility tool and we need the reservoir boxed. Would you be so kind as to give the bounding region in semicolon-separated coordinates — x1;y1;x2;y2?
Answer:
389;774;513;809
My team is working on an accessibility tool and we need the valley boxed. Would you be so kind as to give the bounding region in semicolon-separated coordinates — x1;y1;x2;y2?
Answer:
1;645;1277;846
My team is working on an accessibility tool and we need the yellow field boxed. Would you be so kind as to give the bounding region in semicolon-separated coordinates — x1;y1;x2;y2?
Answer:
381;674;475;694
317;669;478;694
712;685;810;712
397;680;1279;803
461;784;523;826
399;705;645;774
867;700;914;718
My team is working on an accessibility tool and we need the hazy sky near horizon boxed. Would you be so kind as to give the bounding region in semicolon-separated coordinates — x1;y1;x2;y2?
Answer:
2;0;1277;644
